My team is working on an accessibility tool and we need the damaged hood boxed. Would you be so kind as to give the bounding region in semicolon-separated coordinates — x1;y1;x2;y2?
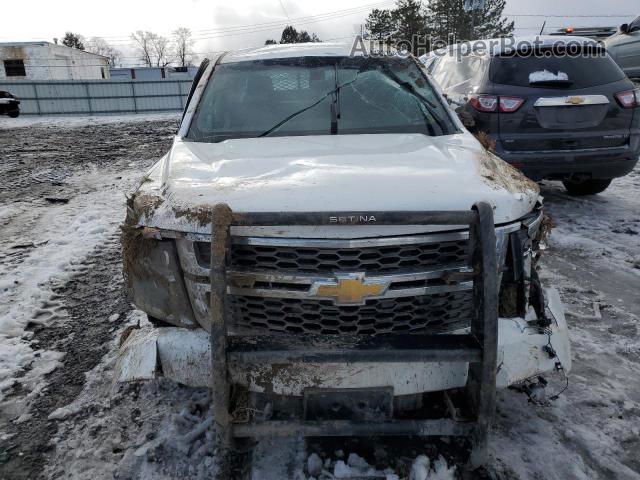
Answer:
135;132;539;236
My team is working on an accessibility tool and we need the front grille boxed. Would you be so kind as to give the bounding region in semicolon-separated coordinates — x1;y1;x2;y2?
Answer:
179;233;490;336
228;291;473;335
195;239;469;273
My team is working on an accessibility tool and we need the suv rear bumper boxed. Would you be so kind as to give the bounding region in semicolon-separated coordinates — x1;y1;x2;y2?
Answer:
494;141;640;181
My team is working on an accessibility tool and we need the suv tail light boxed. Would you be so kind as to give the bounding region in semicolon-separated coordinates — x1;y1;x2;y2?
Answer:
615;89;640;108
470;95;498;112
470;95;524;113
499;96;525;113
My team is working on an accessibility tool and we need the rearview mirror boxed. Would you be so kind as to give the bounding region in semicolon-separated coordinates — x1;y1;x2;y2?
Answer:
620;23;629;34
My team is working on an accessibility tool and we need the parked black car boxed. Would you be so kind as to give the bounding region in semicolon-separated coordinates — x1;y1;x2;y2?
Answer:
0;91;20;118
427;36;640;195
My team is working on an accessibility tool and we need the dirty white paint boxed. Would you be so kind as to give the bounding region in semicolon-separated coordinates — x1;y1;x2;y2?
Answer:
112;329;159;384
114;327;211;387
496;288;572;387
235;361;469;396
156;329;210;386
0;42;109;81
135;131;539;237
114;288;571;395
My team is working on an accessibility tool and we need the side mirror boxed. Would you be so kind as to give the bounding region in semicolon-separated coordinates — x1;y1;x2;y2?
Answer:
620;23;630;34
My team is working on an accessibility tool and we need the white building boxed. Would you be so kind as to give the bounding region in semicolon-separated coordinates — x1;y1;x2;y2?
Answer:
0;41;110;81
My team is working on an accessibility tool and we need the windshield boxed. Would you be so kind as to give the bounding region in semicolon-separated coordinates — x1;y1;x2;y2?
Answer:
187;56;457;142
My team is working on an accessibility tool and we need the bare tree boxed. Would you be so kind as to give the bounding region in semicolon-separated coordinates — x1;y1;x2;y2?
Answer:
85;37;122;67
151;34;173;67
172;27;195;68
130;30;155;66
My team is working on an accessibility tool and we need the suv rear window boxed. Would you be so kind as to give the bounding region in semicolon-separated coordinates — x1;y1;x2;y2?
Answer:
490;48;625;89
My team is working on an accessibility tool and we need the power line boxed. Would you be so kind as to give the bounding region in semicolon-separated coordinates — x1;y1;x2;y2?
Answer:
0;8;633;43
0;1;393;43
1;8;633;53
103;3;394;45
190;2;391;34
278;0;292;24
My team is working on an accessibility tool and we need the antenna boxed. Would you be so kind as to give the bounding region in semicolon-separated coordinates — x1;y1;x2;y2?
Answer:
539;20;546;35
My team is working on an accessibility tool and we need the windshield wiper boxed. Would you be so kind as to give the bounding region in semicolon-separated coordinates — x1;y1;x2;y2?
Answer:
259;69;363;138
258;93;331;138
378;64;447;135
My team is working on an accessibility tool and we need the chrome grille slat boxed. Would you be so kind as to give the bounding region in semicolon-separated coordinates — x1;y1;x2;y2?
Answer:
225;267;474;303
228;281;473;302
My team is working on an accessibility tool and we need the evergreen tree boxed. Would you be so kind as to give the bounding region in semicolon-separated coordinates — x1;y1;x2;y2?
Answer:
473;0;514;38
278;26;321;44
392;0;428;52
297;31;313;42
365;9;396;40
61;32;85;50
280;26;299;44
426;0;513;41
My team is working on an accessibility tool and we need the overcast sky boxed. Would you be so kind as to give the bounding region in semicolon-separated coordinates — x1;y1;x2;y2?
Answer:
0;0;636;65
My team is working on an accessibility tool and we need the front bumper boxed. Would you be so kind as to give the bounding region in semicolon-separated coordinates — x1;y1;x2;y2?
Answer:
114;288;571;395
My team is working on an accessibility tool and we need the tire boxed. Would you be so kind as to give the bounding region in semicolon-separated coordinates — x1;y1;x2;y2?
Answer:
562;178;612;196
8;109;20;118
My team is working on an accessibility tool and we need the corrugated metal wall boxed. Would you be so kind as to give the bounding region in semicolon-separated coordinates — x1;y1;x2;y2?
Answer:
0;79;193;115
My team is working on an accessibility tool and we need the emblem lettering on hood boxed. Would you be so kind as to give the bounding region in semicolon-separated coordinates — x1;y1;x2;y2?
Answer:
329;215;377;224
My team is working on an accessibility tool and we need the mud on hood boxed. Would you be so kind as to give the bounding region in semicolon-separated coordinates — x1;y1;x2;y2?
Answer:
132;132;539;236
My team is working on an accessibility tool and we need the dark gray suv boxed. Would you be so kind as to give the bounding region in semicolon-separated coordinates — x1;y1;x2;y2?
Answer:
428;36;640;195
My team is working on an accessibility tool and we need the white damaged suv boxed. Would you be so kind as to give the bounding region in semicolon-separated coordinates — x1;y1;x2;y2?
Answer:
118;42;571;470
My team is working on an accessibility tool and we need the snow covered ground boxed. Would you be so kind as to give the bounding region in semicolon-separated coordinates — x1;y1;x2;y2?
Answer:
0;115;638;479
0;112;181;131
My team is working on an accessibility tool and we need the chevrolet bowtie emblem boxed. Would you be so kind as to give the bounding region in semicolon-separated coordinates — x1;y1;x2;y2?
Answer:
565;96;585;105
312;273;389;305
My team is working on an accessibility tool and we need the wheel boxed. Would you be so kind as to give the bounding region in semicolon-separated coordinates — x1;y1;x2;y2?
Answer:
562;178;612;196
8;109;19;118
